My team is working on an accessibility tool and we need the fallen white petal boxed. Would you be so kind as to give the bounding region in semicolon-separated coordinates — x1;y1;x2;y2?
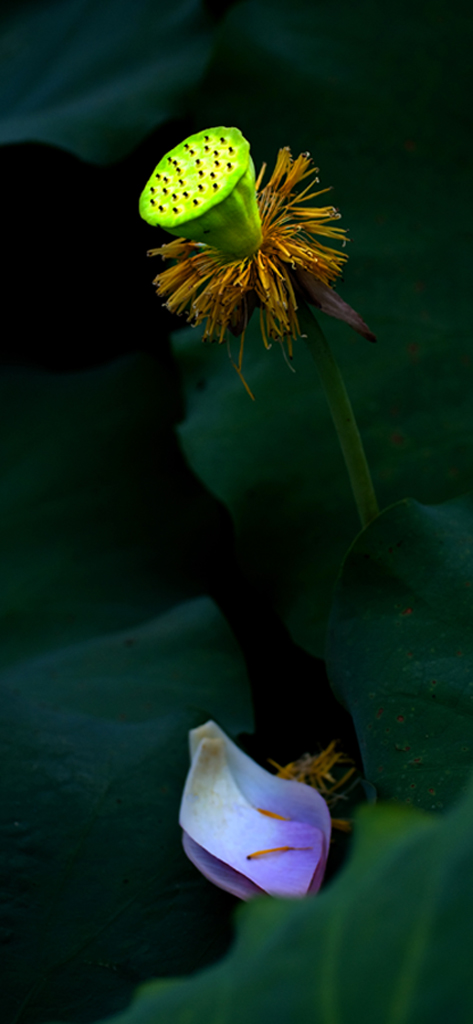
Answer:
180;722;331;898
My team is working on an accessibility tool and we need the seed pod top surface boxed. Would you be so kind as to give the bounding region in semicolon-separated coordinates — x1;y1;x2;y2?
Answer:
139;126;250;230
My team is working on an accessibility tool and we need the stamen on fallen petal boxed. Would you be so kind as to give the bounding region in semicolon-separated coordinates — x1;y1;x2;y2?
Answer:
256;807;291;820
246;846;312;860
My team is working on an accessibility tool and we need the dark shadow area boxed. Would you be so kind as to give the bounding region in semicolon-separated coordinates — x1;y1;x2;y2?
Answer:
1;121;192;371
2;130;359;768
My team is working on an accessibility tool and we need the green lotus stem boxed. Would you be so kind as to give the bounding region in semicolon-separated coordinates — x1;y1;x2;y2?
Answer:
299;301;379;528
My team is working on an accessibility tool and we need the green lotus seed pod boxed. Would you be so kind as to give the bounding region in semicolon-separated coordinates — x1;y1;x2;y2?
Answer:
139;126;263;259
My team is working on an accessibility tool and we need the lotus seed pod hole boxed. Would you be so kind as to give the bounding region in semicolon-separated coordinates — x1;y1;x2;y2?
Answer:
139;127;250;230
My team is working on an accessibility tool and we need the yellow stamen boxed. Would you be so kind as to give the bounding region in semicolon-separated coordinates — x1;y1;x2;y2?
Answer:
255;161;267;191
246;846;312;860
229;334;255;400
328;767;357;792
331;819;353;833
268;739;358;817
256;807;291;820
237;330;245;371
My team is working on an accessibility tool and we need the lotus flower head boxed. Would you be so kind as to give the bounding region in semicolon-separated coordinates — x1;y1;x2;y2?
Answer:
141;127;375;395
179;721;332;900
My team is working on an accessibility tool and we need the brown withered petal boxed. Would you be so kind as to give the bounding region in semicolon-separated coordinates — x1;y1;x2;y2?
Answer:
227;290;259;338
294;268;377;343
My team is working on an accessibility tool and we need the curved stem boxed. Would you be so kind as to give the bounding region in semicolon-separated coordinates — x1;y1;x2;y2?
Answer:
299;301;379;528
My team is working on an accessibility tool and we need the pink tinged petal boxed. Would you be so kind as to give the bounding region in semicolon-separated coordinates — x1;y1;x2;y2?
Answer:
308;852;329;895
294;268;377;343
180;723;331;899
182;831;265;901
243;821;324;898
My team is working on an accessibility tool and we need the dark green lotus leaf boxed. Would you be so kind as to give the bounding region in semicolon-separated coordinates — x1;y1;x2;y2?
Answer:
2;595;252;730
326;494;473;810
169;0;473;658
0;355;223;668
0;0;213;163
1;598;252;1023
0;356;253;1022
69;778;473;1024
